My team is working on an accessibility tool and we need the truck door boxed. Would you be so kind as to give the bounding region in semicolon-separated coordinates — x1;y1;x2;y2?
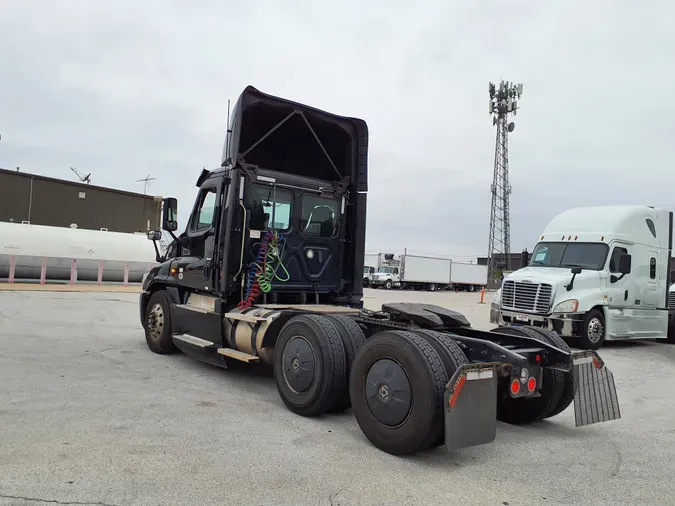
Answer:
605;243;633;338
180;184;220;291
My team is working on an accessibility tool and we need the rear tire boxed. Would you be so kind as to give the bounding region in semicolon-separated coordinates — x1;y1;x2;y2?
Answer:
489;326;565;425
325;315;367;413
273;315;346;417
411;330;469;448
527;327;575;419
349;330;448;455
144;290;176;354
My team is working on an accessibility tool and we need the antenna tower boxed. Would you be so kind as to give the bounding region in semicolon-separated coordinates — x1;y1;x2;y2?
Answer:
487;80;523;286
137;174;156;195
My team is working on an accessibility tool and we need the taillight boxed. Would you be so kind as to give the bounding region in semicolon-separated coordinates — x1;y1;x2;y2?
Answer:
510;379;520;395
527;377;536;392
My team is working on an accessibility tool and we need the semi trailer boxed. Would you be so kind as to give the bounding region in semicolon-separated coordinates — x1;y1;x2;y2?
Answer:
139;85;621;456
490;205;675;349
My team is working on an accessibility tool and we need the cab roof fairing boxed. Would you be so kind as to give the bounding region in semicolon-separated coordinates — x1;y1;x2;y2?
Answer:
220;86;369;193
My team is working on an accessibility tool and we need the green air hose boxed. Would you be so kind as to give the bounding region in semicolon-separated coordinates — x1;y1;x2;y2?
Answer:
254;234;290;293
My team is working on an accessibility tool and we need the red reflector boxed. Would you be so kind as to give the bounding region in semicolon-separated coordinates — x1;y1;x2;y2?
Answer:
535;354;541;362
527;377;536;392
449;375;467;408
592;356;602;369
510;379;520;394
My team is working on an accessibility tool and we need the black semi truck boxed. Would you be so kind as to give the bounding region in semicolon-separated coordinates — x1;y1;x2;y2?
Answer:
140;86;621;456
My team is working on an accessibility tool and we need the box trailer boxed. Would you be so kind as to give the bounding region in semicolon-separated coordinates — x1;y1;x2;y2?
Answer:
450;262;487;292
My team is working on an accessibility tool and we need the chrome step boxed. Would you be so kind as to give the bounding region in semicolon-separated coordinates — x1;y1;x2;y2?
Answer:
217;348;259;363
173;334;214;348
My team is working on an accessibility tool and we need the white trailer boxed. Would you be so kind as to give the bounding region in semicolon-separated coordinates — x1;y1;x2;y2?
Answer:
400;254;452;291
450;262;487;292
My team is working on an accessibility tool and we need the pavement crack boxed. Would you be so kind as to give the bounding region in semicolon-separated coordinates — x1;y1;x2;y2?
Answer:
0;493;118;506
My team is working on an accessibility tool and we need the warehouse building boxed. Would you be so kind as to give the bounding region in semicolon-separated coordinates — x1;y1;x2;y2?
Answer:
0;168;161;233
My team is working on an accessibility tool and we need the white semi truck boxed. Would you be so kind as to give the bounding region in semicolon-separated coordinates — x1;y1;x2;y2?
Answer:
490;205;675;349
370;253;452;291
363;253;379;287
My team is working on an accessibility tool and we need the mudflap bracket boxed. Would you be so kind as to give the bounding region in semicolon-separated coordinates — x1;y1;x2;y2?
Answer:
444;363;501;451
572;350;621;427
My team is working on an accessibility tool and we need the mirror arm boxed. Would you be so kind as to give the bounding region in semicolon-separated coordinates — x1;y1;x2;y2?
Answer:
150;239;163;263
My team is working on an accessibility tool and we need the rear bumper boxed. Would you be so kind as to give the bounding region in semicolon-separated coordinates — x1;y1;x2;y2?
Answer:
490;306;586;338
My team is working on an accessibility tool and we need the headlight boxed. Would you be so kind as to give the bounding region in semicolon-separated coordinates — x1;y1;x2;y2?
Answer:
492;288;501;305
553;299;579;313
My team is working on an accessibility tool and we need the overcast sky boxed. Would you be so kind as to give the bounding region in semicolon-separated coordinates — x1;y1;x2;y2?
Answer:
1;0;673;262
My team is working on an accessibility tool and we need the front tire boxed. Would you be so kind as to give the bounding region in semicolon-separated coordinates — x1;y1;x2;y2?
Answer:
273;315;346;417
581;308;605;349
144;290;176;354
384;280;393;290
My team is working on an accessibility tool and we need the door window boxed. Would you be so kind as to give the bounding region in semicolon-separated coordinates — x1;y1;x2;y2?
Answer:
608;246;628;273
191;187;217;232
246;184;293;231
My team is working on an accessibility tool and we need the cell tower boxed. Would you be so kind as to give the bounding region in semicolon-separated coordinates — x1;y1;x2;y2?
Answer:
487;80;523;286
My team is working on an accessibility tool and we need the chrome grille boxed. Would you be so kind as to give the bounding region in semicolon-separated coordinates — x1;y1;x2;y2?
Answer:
669;292;675;309
502;280;553;314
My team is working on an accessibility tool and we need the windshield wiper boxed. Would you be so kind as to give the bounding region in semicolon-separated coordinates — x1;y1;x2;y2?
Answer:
531;260;546;266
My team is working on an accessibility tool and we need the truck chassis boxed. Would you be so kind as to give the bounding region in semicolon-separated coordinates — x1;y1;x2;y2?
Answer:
141;293;621;456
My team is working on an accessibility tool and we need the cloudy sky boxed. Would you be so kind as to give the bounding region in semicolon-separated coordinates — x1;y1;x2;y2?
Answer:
1;0;673;262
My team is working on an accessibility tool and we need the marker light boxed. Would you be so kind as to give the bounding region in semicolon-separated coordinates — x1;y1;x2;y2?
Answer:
527;377;537;392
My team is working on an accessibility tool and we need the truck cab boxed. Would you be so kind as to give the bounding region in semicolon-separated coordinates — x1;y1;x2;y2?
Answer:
490;205;674;349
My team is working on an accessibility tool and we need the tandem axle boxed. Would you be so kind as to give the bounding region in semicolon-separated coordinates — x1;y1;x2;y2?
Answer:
141;293;620;456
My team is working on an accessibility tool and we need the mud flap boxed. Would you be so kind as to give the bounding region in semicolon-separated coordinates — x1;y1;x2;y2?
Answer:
572;351;621;427
444;363;500;451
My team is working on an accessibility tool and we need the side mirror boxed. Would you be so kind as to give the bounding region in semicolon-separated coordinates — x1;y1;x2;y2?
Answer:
619;253;632;275
571;267;582;275
147;230;162;241
162;197;178;232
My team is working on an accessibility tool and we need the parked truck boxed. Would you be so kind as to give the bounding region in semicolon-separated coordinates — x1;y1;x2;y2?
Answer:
370;253;453;291
140;85;620;457
362;253;378;287
450;262;488;292
490;205;675;349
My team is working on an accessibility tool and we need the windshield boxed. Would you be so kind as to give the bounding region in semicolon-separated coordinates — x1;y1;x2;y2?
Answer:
529;242;609;270
378;267;394;274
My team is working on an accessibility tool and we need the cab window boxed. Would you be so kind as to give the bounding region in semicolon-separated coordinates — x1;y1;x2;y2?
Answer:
246;184;293;231
190;187;217;232
300;194;339;238
609;247;628;273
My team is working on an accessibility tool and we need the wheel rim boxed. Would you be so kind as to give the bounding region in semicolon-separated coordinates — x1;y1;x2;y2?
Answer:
364;358;412;427
282;336;316;394
147;303;164;340
587;317;604;343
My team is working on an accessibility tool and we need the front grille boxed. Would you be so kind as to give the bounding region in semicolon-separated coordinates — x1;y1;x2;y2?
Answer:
502;280;552;314
669;292;675;309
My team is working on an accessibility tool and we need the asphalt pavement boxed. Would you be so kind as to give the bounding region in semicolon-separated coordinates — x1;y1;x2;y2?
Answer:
1;289;674;505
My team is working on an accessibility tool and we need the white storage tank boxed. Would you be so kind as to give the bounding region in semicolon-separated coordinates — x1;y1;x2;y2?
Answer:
1;222;158;283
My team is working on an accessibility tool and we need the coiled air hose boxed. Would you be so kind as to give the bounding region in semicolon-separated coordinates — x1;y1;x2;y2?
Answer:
238;231;290;310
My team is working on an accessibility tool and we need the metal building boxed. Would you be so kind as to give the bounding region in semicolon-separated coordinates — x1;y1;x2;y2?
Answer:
0;168;161;233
